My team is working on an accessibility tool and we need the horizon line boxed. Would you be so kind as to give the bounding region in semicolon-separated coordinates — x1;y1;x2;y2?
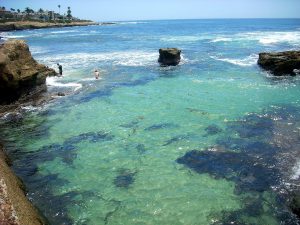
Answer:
98;17;300;22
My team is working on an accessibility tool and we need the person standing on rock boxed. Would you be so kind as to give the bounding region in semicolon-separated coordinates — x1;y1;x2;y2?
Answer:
57;63;63;76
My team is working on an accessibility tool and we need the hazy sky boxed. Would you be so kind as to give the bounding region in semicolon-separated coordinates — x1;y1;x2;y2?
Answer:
1;0;300;21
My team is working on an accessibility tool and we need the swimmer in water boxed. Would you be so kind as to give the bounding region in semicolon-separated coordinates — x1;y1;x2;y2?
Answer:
94;69;100;79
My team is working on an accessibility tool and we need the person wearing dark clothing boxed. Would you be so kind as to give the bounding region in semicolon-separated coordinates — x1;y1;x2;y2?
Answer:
57;63;63;76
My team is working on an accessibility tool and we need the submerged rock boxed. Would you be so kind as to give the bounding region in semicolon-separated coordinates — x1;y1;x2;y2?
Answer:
158;48;181;66
203;124;223;136
177;105;300;224
0;40;56;104
114;170;136;188
144;123;179;131
258;51;300;76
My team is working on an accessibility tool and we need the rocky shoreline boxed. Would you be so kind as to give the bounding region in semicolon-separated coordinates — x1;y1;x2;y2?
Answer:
0;39;59;224
0;21;98;32
0;144;46;225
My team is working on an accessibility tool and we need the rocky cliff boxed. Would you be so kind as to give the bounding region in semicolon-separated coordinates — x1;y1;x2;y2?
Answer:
0;40;56;104
0;145;45;225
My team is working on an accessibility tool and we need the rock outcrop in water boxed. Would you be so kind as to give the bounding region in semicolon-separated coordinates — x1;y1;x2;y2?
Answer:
0;40;56;104
158;48;181;66
258;51;300;76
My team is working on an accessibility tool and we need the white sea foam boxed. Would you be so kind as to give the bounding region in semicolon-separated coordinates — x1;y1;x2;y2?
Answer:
236;31;300;46
3;34;27;39
206;31;300;46
30;46;49;55
119;21;148;25
21;105;41;112
46;77;82;91
37;51;159;68
210;54;258;67
50;30;78;34
80;77;102;82
160;35;207;42
291;161;300;180
210;37;233;43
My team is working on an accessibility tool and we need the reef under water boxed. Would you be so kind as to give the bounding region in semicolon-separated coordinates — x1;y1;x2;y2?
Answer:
177;105;300;225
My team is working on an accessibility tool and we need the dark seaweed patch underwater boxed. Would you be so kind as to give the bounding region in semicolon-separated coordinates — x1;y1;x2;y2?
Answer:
177;105;300;225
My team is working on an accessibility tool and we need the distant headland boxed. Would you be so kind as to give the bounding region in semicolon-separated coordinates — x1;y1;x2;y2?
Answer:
0;5;101;31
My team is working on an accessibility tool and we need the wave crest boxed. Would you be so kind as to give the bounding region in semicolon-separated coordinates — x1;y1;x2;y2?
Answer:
210;54;258;67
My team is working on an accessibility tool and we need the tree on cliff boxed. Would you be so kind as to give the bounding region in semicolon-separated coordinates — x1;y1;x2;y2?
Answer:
58;5;61;14
17;9;20;13
24;7;34;16
67;7;72;20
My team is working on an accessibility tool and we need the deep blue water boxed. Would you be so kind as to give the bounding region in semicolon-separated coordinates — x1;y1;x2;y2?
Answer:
1;19;300;225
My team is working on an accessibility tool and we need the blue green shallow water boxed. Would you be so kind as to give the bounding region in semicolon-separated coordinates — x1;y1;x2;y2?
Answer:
1;19;300;224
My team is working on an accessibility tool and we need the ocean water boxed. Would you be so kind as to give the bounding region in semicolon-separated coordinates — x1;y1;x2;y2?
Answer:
1;19;300;225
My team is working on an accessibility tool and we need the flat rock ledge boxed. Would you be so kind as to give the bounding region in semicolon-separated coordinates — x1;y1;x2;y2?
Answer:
0;39;56;104
158;48;181;66
0;145;45;225
0;21;98;32
258;51;300;76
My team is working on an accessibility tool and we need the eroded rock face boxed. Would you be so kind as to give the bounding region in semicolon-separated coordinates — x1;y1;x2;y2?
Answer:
258;51;300;76
0;40;56;104
158;48;181;66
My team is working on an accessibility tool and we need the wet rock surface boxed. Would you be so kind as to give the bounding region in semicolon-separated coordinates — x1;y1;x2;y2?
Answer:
158;48;181;66
258;51;300;76
0;145;45;225
0;40;56;104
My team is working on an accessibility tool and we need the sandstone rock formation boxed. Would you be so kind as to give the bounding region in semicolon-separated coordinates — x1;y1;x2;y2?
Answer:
0;145;45;225
258;51;300;76
158;48;181;66
0;40;56;104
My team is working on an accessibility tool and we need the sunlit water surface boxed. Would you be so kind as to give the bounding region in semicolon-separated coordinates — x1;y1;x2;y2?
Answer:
1;19;300;225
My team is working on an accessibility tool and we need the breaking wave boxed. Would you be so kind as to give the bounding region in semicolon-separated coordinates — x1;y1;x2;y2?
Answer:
210;37;233;43
37;51;159;68
235;31;300;46
210;54;258;67
46;77;82;91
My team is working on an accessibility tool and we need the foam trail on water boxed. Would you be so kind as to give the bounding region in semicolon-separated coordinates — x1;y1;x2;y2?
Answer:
210;54;258;67
210;37;233;43
46;77;82;91
50;30;79;34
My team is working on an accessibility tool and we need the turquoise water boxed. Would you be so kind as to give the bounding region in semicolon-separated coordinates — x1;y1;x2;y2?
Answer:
1;19;300;224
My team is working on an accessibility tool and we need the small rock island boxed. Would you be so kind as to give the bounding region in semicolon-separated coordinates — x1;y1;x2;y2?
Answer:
258;51;300;76
158;48;181;66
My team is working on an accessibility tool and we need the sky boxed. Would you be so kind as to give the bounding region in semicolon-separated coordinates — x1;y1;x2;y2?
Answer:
1;0;300;21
